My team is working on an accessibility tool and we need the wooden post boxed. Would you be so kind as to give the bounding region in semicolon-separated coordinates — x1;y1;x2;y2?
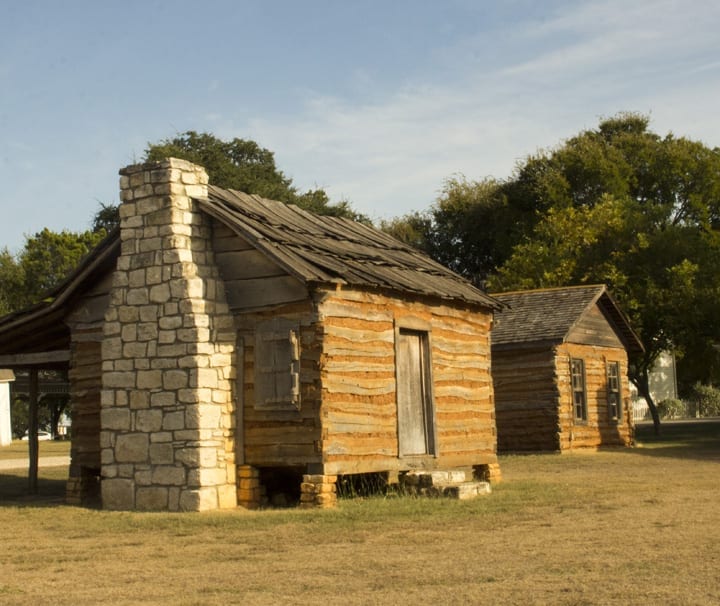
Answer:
27;368;39;494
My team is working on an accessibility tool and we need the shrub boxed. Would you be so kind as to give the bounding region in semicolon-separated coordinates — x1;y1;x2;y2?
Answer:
689;383;720;417
656;398;686;420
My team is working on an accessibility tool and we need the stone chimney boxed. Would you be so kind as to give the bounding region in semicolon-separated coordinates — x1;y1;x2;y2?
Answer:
100;159;237;511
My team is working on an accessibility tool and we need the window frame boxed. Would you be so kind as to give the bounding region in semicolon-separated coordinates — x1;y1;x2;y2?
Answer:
606;361;622;423
253;318;301;411
570;358;587;423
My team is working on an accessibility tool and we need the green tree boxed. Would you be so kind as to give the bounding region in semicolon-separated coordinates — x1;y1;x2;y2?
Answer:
144;131;366;221
91;202;120;233
482;114;720;433
0;228;105;315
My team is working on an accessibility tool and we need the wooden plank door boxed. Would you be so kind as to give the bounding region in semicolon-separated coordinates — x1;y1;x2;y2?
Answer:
396;329;434;456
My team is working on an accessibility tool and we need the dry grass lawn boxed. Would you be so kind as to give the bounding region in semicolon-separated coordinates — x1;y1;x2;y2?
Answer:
1;421;718;605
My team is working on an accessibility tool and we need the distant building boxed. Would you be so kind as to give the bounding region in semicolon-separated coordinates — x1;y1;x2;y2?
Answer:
0;370;16;445
630;351;678;421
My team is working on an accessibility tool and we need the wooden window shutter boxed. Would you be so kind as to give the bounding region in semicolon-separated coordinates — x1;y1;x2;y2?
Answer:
254;318;301;410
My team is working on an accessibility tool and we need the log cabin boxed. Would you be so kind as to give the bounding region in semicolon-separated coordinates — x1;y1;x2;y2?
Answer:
0;158;503;510
490;285;644;452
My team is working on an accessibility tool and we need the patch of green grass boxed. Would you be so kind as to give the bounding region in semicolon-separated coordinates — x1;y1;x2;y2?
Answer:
635;419;720;459
0;439;70;460
0;466;68;505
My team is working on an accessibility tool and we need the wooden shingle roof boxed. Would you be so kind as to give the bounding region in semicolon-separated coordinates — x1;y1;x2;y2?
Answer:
491;284;643;353
0;182;500;362
200;185;501;309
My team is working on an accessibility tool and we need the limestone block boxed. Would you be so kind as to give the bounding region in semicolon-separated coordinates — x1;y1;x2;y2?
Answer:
99;430;113;449
102;478;135;510
151;357;178;370
118;201;137;220
128;268;146;288
130;391;150;409
121;323;138;342
149;431;173;443
136;370;162;390
100;390;115;408
151;465;187;486
157;344;188;358
213;391;232;406
185;403;221;429
163;369;188;390
173;429;203;442
178;327;210;344
102;463;117;478
149;391;177;408
117;464;134;478
175;447;201;467
136;196;165;216
158;330;177;345
193;368;219;389
168;487;181;512
149;283;171;303
149;443;174;465
102;337;123;360
135;409;163;432
162;410;185;431
136;487;169;511
178;487;218;512
188;467;227;487
101;408;131;431
217;484;238;509
100;448;115;465
188;342;214;355
138;235;162;253
128;171;145;188
123;342;147;358
134;358;150;370
210;352;232;368
185;184;207;199
115;433;149;463
137;322;159;341
145;266;162;285
104;371;136;389
126;288;149;305
134;469;153;486
114;359;135;372
179;354;209;369
133;183;154;199
118;306;140;323
159;315;183;330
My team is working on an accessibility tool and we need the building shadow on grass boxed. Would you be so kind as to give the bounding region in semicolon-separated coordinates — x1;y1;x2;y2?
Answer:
0;471;68;508
631;419;720;462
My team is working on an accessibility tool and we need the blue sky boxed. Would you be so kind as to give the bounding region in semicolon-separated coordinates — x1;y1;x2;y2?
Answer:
1;0;719;253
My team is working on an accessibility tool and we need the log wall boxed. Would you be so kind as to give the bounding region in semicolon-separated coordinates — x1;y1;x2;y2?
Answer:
316;288;498;476
65;278;111;505
492;346;561;452
555;342;634;450
235;301;323;469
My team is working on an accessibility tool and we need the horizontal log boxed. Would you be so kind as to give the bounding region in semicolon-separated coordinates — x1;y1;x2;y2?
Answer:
224;275;308;310
0;350;70;367
215;249;286;280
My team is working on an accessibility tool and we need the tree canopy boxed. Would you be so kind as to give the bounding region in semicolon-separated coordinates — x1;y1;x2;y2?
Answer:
390;113;720;431
144;131;366;221
0;228;107;316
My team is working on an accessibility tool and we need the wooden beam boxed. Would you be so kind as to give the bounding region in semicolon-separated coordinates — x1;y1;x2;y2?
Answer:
28;368;39;494
0;350;70;367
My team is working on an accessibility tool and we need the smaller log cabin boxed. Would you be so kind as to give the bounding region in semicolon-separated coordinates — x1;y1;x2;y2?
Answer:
0;158;503;510
490;285;644;452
